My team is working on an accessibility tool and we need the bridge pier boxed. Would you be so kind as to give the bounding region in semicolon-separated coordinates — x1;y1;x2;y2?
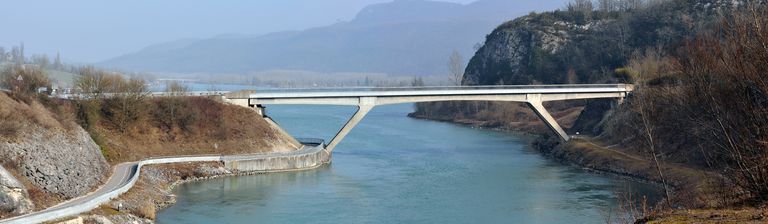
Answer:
526;94;570;142
326;98;376;152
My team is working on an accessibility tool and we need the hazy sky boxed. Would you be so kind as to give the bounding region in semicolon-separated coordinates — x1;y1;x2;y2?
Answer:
0;0;480;63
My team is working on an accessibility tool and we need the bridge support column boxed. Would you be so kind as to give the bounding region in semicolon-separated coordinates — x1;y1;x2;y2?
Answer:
325;98;376;152
526;94;570;142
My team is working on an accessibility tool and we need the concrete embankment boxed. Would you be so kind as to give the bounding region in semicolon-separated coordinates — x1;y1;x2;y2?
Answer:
0;145;331;224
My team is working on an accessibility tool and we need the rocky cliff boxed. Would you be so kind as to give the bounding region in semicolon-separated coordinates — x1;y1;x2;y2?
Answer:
462;14;609;85
0;125;109;198
0;92;109;215
462;0;732;87
0;166;33;216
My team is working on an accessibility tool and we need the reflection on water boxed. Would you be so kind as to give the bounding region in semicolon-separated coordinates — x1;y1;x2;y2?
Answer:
158;104;661;224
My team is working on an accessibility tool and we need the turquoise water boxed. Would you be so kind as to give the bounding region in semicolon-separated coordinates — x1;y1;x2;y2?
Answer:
157;103;660;224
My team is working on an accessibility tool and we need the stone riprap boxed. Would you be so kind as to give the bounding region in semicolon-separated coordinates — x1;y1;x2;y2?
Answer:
0;125;109;199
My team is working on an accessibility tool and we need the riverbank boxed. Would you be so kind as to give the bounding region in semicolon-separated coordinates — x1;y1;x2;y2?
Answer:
534;137;730;207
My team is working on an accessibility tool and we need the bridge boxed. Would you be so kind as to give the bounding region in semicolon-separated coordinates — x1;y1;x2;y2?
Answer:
225;84;634;152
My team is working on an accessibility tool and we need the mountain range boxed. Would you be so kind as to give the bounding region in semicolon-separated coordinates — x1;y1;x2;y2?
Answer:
100;0;568;76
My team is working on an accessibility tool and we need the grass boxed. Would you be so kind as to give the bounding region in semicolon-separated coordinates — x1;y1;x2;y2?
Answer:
646;209;768;223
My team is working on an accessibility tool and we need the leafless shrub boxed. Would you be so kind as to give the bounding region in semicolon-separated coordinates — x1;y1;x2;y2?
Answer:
135;200;157;220
674;3;768;203
1;64;50;96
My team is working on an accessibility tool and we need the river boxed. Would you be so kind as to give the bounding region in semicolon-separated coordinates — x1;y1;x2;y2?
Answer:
156;103;660;223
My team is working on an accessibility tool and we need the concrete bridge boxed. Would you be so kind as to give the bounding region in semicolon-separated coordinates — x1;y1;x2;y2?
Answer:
225;84;634;152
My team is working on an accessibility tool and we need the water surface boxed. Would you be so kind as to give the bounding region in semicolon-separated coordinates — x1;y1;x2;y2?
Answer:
158;104;660;223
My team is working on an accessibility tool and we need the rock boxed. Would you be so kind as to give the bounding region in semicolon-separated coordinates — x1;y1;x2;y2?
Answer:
196;165;231;176
463;15;603;86
0;124;109;199
56;217;83;224
0;165;33;215
85;215;114;224
107;214;155;224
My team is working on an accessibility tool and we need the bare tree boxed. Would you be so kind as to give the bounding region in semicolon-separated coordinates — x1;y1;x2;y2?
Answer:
1;64;50;95
109;76;149;132
675;4;768;201
75;66;114;99
0;47;6;62
448;50;465;86
166;81;189;95
568;0;594;13
633;87;673;207
54;52;63;69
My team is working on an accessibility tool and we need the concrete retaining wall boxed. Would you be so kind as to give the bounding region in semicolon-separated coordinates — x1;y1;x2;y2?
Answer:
224;145;331;172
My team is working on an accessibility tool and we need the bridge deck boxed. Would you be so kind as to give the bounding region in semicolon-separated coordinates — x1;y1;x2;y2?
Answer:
245;84;633;99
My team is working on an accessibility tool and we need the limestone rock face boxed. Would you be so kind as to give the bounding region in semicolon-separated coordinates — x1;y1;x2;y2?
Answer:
0;124;109;199
0;166;33;215
463;16;604;86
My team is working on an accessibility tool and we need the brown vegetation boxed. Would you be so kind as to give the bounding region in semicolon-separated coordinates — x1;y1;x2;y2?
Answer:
0;65;50;96
675;5;768;203
602;3;768;208
77;94;296;163
645;208;768;223
68;70;295;163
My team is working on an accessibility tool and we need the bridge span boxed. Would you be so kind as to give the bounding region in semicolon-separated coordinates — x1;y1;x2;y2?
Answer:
225;84;634;152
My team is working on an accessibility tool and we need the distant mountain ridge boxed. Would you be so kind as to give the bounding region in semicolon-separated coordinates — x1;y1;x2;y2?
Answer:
100;0;568;76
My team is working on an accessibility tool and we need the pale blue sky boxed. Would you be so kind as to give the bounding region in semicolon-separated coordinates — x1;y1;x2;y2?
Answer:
0;0;537;62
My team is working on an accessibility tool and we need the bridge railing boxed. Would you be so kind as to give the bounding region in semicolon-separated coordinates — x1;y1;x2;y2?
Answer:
55;84;633;100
